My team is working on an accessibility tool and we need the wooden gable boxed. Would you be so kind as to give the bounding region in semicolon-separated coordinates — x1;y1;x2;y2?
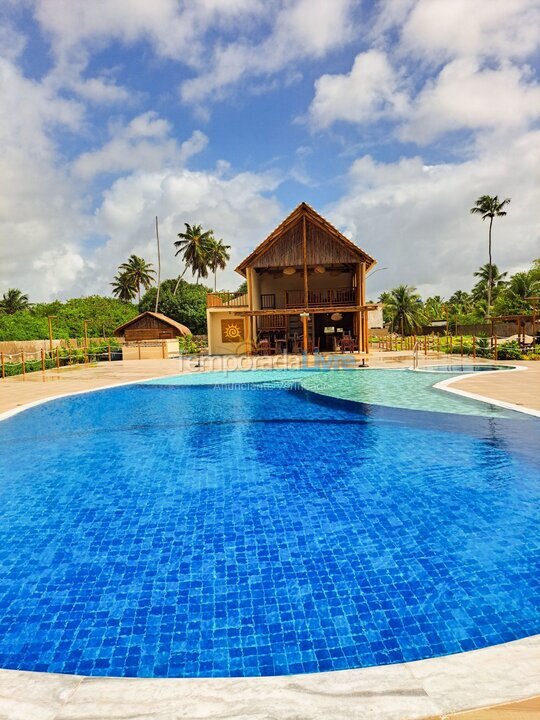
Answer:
236;202;375;275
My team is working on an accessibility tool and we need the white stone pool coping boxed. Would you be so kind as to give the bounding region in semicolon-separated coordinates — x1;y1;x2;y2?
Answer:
0;365;539;719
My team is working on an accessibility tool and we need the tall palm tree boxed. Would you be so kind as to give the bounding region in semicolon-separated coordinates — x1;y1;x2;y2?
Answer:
384;285;424;335
470;194;511;317
111;273;137;302
174;223;214;293
119;255;156;303
207;237;231;291
0;288;30;314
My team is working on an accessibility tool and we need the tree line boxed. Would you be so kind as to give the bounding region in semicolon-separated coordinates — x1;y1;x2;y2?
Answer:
111;223;231;302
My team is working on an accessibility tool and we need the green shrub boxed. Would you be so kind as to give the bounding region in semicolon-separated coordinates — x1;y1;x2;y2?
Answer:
496;342;523;360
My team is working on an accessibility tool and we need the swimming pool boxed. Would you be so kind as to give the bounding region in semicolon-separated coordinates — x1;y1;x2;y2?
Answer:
0;368;538;678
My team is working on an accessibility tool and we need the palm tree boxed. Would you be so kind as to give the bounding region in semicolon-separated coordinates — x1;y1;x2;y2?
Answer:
0;288;30;314
111;273;137;302
448;290;473;315
424;295;444;321
470;194;511;317
119;255;156;303
472;263;507;305
174;223;214;293
207;237;231;291
505;271;540;313
384;285;424;335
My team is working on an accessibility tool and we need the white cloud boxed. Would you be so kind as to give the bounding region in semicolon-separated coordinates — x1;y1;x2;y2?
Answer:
32;0;267;63
86;167;283;294
72;112;208;179
308;50;409;129
328;130;540;299
180;0;355;105
400;59;540;143
0;56;89;300
399;0;540;63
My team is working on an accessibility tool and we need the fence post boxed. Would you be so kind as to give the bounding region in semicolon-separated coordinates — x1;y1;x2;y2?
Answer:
108;343;111;362
449;335;453;354
41;348;45;372
21;351;25;377
162;341;166;359
138;344;141;360
424;336;427;355
460;336;463;357
472;336;476;360
494;335;498;361
56;347;60;368
1;352;4;379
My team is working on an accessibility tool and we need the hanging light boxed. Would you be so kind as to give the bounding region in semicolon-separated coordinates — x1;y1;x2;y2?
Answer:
283;266;296;275
331;312;343;321
314;265;326;274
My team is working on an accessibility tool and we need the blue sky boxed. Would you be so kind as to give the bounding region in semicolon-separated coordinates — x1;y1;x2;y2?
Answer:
1;0;539;301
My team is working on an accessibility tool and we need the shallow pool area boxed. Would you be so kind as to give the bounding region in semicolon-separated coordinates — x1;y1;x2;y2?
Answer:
415;364;515;373
0;368;538;678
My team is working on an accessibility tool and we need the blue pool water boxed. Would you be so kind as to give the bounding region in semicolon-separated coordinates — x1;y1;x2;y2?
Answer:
0;369;539;678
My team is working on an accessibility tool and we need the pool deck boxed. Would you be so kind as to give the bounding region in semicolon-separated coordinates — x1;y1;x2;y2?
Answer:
0;354;539;719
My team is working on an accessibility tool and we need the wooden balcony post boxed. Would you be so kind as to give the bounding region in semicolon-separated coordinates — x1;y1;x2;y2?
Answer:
301;313;308;354
302;215;308;308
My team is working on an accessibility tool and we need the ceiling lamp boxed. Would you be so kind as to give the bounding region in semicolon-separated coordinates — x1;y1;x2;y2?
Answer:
283;266;296;275
314;265;326;274
331;312;343;321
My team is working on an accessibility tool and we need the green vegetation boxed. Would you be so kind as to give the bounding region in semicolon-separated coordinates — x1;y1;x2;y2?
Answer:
0;288;30;314
0;296;137;342
381;259;540;333
139;279;208;335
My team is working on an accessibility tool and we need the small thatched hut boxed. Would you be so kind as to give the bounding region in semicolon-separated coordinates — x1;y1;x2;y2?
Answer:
114;312;190;342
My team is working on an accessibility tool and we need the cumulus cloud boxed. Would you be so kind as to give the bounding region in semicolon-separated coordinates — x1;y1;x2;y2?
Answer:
400;59;540;143
328;130;540;299
0;56;89;299
84;166;283;295
399;0;540;63
72;112;208;179
32;0;264;63
309;50;409;129
180;0;355;106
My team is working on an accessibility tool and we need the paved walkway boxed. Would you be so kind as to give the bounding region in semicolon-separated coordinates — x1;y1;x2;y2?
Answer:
0;355;539;719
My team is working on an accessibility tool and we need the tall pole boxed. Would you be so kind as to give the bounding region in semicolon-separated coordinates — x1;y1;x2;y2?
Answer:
154;216;161;313
47;315;56;353
83;320;89;349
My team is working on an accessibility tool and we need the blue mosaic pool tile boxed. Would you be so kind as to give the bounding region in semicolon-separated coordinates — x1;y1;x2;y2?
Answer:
0;380;539;677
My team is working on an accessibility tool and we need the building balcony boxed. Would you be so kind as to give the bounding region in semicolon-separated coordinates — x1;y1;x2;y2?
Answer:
284;287;356;308
206;291;249;308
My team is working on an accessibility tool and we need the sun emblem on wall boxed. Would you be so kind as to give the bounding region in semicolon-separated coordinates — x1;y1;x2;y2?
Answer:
221;319;244;343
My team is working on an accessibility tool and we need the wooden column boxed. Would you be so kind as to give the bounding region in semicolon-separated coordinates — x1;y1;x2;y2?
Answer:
246;267;254;354
301;314;308;354
360;262;367;353
244;316;252;354
355;262;362;352
302;216;308;308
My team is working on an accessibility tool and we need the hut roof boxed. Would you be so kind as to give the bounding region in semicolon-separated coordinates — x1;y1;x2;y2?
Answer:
114;311;191;336
235;202;376;276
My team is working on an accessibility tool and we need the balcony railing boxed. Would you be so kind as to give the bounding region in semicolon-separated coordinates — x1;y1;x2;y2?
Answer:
258;314;286;330
206;291;249;308
285;287;356;308
260;293;276;309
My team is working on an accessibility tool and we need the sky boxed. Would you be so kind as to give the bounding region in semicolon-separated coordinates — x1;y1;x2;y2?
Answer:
0;0;539;303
